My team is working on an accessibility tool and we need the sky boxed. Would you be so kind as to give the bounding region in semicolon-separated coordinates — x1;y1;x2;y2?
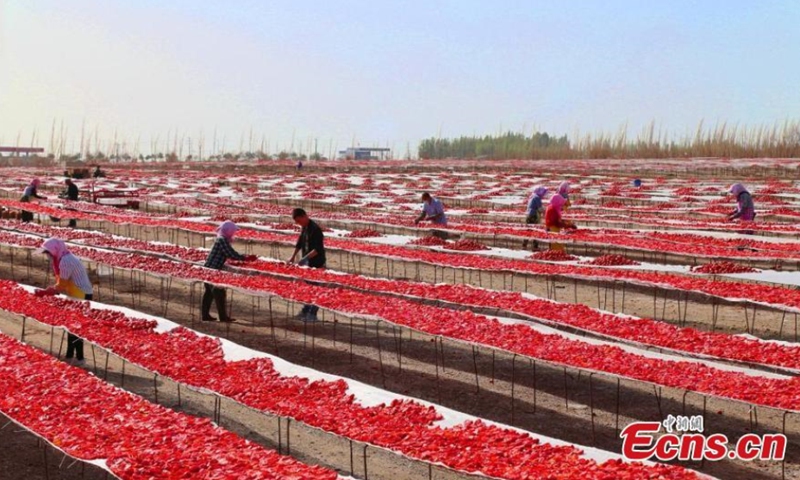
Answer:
1;0;799;156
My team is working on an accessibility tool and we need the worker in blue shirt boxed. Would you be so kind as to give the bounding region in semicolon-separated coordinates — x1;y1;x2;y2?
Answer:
414;192;447;225
526;186;548;224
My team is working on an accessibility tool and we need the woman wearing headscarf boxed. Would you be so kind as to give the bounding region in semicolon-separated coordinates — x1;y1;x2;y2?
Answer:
35;238;93;365
20;179;46;223
202;221;256;322
526;186;548;225
728;183;756;222
545;194;576;252
557;181;571;210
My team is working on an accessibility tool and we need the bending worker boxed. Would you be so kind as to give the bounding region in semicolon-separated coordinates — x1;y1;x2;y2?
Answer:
545;194;576;251
728;183;756;222
202;220;256;322
414;192;447;225
35;238;93;366
526;186;548;224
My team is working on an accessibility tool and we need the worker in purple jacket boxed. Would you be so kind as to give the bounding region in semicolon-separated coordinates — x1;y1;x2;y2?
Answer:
728;183;756;221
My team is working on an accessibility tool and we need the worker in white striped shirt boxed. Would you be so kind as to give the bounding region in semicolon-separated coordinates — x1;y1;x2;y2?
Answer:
36;238;94;365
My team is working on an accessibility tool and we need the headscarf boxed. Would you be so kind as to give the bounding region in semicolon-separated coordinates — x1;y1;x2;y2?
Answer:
38;238;69;277
533;186;548;198
216;220;239;240
549;193;566;212
729;183;747;197
558;181;570;196
31;179;41;188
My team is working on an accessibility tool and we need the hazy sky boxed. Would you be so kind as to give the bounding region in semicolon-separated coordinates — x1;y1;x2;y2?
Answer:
1;0;798;155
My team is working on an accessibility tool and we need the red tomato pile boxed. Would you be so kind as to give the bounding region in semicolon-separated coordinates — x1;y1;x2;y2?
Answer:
691;262;759;275
345;228;383;238
530;250;578;262
269;222;300;230
0;333;338;480
673;187;696;196
581;255;640;266
302;192;330;200
407;236;449;247
444;239;489;251
0;286;702;480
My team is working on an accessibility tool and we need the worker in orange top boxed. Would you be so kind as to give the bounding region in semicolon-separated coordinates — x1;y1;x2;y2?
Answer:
34;238;94;365
545;195;576;231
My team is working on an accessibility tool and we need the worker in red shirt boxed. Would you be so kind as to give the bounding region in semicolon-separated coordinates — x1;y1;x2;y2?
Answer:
545;194;576;251
545;195;576;232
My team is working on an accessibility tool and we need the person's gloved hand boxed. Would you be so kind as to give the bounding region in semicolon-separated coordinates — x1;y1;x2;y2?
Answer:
245;255;258;262
34;287;58;297
298;258;309;267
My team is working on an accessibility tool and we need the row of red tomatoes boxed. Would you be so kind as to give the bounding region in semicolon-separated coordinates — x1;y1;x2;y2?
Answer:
13;234;800;414
8;222;786;377
0;283;699;480
7;219;800;369
0;331;338;480
6;204;800;315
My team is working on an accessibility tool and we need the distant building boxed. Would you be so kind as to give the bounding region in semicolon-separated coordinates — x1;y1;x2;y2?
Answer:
0;146;45;156
338;147;390;160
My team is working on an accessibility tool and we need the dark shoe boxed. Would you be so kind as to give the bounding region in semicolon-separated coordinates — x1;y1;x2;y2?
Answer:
302;313;318;323
295;312;309;321
202;316;217;322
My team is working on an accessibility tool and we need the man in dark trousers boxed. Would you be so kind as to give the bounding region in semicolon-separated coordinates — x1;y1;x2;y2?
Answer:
289;208;326;322
62;179;79;227
202;220;256;322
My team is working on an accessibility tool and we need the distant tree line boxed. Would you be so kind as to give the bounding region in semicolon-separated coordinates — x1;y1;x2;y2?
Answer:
418;132;569;160
418;122;800;159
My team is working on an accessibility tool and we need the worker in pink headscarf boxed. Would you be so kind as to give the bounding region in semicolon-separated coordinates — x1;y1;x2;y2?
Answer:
545;194;576;251
201;221;256;322
728;183;756;221
35;238;93;365
557;181;571;210
545;194;576;232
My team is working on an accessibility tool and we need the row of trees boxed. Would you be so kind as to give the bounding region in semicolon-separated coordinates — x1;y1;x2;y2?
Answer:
418;132;569;160
418;122;800;160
